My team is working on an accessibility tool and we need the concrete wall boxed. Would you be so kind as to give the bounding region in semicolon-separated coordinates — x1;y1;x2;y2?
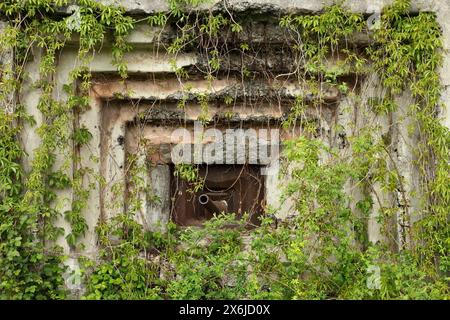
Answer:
1;0;449;295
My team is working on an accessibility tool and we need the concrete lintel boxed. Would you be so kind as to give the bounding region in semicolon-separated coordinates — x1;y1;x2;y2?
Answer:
57;0;441;15
90;76;342;102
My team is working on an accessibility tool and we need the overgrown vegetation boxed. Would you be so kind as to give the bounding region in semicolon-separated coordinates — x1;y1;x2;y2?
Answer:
0;0;448;299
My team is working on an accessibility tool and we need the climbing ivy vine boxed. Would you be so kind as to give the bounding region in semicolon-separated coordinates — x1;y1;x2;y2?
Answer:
0;0;448;299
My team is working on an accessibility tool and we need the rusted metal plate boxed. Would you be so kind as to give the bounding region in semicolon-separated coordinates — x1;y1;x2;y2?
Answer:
171;164;265;227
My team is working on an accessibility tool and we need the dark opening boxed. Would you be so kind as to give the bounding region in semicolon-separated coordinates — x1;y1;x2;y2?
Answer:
170;164;265;227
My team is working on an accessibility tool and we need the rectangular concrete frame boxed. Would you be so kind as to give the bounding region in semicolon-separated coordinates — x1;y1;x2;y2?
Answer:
62;48;323;258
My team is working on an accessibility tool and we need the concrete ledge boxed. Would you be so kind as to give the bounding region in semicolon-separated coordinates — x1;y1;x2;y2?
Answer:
1;0;446;19
91;0;441;15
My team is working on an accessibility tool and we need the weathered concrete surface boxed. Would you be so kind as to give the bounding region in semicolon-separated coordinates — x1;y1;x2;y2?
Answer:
436;1;450;129
145;165;171;231
91;76;341;102
95;0;442;15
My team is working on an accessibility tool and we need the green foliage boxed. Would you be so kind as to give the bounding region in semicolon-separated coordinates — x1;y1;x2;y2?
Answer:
0;108;67;299
280;4;365;81
368;0;450;275
81;215;161;300
73;126;93;146
174;163;204;193
0;0;135;299
165;215;249;299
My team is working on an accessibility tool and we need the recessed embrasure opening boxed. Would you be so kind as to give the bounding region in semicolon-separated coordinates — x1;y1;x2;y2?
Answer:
170;164;265;227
